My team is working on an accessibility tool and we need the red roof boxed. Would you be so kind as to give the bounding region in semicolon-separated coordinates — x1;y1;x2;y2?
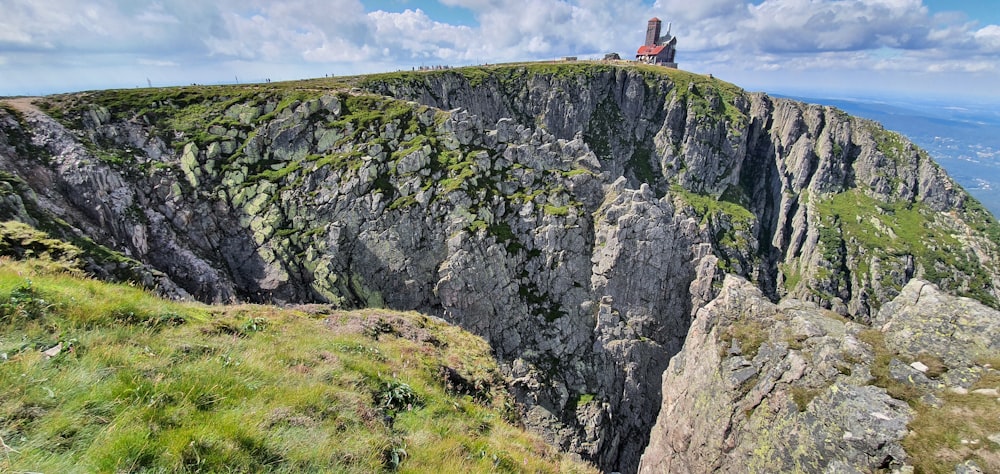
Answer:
637;44;667;56
649;17;660;22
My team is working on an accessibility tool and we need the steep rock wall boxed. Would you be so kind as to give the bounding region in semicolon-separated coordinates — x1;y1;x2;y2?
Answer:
640;276;1000;473
1;63;999;472
364;66;999;319
1;90;699;471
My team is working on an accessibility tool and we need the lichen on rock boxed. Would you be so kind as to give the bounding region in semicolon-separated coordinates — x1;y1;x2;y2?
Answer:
2;62;999;473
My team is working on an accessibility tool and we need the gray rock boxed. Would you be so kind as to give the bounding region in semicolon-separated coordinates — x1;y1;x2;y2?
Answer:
955;460;984;474
877;279;1000;368
640;276;913;473
889;358;937;390
3;64;1000;473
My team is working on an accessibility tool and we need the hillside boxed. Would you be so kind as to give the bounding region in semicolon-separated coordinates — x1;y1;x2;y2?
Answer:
2;61;1000;472
0;256;595;473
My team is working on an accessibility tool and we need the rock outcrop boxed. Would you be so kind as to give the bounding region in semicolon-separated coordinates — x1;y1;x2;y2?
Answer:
640;276;911;472
640;277;1000;473
364;66;998;319
1;62;999;472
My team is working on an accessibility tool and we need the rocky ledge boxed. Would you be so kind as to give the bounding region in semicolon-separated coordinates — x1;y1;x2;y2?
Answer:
641;277;1000;473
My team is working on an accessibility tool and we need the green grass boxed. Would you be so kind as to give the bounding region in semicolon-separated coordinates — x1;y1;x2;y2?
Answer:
656;67;749;128
904;391;1000;474
855;329;1000;473
0;174;161;286
671;185;754;225
672;185;757;270
779;263;802;292
790;386;822;412
570;393;596;409
855;329;921;402
719;319;768;360
0;221;82;269
816;190;997;308
0;258;596;473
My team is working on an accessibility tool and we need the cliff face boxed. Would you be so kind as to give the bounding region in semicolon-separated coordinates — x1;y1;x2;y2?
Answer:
639;276;914;473
639;276;1000;473
1;63;999;473
362;65;996;319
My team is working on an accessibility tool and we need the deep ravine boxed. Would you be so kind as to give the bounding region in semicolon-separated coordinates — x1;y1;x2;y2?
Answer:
2;62;999;472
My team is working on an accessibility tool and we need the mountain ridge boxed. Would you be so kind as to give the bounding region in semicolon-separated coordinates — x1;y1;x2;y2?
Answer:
2;61;999;472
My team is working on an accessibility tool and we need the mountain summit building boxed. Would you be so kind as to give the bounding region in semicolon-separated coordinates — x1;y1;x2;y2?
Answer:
636;17;677;68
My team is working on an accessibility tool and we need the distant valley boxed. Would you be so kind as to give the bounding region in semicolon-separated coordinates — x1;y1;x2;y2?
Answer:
786;94;1000;216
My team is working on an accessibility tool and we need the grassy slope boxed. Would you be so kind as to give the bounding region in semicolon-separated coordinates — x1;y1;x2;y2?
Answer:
857;329;1000;473
0;258;594;473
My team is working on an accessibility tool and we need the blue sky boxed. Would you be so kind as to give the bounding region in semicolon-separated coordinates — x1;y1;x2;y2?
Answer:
925;0;1000;25
1;0;999;103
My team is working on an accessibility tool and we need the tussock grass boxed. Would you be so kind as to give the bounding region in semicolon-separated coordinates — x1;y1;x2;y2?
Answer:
905;390;1000;473
856;329;921;402
857;328;1000;472
0;258;595;473
720;319;768;360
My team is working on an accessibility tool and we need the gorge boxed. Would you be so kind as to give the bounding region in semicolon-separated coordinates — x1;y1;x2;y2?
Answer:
2;62;999;473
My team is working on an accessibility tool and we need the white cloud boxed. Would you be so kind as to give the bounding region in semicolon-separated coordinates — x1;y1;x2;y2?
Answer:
736;0;931;52
204;0;375;62
367;9;476;61
927;59;996;74
974;25;1000;52
302;38;376;63
135;9;181;25
1;0;999;99
138;58;179;67
0;29;36;47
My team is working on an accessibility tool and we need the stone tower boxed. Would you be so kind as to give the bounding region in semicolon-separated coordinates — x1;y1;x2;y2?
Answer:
645;17;662;46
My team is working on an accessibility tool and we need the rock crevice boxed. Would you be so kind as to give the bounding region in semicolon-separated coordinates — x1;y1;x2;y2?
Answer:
2;64;999;472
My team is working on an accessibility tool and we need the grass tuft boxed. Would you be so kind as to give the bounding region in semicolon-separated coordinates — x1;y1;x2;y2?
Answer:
0;258;595;473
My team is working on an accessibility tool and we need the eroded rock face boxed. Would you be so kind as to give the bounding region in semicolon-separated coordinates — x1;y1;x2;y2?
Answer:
2;64;999;472
641;277;1000;473
640;276;914;473
876;279;1000;369
1;95;695;472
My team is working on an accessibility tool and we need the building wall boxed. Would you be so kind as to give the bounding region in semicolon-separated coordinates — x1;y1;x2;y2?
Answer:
645;19;661;46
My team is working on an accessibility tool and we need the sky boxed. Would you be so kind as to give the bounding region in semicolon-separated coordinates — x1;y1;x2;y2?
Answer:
1;0;1000;103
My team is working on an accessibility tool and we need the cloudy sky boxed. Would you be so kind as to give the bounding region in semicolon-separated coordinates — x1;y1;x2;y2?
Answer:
2;0;999;101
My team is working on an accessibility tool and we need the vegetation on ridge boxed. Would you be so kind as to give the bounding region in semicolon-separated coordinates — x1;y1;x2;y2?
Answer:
857;329;1000;473
815;189;998;308
0;258;595;473
0;171;157;287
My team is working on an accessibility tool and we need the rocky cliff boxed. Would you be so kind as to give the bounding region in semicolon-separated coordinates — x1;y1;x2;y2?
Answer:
1;62;999;472
640;276;1000;473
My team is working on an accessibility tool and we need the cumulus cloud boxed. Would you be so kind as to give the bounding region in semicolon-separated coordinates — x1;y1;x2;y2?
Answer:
204;0;373;61
0;0;218;59
366;9;476;61
1;0;999;97
641;0;1000;79
741;0;931;52
974;25;1000;52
